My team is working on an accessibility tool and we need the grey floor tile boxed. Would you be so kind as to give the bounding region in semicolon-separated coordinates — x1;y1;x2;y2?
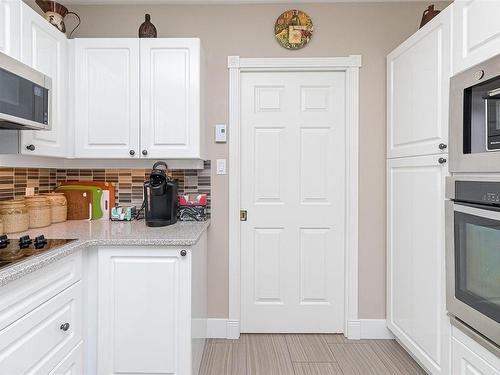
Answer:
369;340;427;375
328;343;392;375
293;362;343;375
199;342;246;375
247;334;295;375
286;334;336;362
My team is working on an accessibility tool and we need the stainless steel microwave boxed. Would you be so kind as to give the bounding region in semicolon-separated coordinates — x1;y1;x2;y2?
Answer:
0;51;51;130
449;53;500;172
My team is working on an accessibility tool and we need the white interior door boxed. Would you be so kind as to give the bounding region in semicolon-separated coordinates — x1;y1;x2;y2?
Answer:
240;71;346;333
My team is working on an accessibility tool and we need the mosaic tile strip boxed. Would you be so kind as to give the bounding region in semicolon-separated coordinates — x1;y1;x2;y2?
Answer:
0;161;211;215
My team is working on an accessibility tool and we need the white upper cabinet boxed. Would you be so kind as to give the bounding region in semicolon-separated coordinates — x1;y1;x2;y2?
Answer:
387;6;451;159
140;39;202;159
21;3;67;157
453;0;500;75
0;0;21;60
73;38;140;158
387;154;449;375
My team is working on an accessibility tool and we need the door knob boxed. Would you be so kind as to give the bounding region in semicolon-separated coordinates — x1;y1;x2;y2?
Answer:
26;144;35;151
60;322;70;331
129;150;135;156
180;250;187;257
438;157;447;164
438;143;447;150
142;149;148;156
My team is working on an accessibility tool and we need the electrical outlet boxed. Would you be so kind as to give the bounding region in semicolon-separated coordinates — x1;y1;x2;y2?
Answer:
25;187;35;196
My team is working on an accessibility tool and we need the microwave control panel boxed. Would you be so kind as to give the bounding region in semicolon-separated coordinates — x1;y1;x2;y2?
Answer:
455;181;500;205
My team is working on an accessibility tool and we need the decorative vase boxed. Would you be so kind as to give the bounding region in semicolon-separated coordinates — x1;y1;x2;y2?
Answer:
139;14;157;38
35;0;81;38
419;5;440;29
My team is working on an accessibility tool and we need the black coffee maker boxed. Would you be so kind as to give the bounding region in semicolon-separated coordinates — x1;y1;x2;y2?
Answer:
144;161;178;227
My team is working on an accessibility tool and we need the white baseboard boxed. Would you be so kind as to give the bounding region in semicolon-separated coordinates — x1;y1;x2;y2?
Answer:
207;319;393;340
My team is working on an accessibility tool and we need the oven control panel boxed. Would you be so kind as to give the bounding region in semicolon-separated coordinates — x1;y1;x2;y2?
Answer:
455;181;500;205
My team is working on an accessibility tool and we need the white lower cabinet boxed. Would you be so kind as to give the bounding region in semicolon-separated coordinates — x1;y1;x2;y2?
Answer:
451;327;500;375
49;341;84;375
387;154;449;374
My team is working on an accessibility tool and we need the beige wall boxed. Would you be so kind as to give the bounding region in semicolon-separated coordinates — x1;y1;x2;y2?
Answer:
55;1;450;319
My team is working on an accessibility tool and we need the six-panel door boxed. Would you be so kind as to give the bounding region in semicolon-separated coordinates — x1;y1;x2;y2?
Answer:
21;3;67;157
387;8;451;159
387;154;449;374
97;247;191;375
140;38;201;159
74;39;140;158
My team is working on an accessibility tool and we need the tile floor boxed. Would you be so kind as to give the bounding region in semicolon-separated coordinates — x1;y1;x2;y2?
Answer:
199;334;427;375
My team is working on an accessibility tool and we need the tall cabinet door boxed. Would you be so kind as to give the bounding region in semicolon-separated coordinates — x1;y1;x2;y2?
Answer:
387;155;449;375
387;7;451;159
453;0;500;75
0;0;21;60
97;247;191;375
74;39;140;158
140;38;201;159
21;3;67;157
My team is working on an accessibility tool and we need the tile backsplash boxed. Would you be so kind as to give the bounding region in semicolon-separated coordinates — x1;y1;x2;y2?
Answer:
0;161;211;214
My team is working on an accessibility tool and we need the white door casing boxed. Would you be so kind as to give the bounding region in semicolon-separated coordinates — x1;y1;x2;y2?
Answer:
228;56;361;338
240;71;346;333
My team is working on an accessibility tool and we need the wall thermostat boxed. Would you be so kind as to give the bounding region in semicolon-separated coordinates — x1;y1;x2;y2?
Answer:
215;124;227;143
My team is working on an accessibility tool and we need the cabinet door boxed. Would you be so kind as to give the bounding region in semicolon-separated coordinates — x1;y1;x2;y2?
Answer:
97;247;191;375
140;38;201;159
453;0;500;75
451;328;500;375
49;342;84;375
20;3;67;157
0;0;21;59
74;39;140;158
387;155;449;374
387;7;451;158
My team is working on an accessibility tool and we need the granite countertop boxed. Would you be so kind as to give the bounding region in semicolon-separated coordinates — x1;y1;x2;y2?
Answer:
0;220;210;287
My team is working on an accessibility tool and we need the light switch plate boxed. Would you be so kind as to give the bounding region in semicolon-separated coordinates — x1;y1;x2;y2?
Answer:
215;124;227;143
216;159;226;175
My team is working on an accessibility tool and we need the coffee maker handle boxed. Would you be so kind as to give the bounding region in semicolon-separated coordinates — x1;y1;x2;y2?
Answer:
152;161;169;171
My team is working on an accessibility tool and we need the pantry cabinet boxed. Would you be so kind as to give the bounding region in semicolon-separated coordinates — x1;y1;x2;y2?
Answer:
452;0;500;75
386;154;449;375
21;3;68;157
73;38;203;160
73;38;140;158
0;0;21;60
387;6;451;159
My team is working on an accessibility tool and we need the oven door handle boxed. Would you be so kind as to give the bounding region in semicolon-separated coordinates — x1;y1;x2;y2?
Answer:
454;202;500;220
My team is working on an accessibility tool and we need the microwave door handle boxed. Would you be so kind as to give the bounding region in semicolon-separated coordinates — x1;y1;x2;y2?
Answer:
454;203;500;221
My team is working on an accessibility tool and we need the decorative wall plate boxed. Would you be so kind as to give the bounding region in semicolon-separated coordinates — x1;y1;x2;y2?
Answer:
275;10;313;50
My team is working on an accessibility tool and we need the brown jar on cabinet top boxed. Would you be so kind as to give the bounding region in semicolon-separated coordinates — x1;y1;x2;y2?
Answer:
24;196;52;229
0;200;29;233
42;192;68;223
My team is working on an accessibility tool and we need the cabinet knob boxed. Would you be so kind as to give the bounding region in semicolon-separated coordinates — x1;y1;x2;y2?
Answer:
438;143;447;150
180;250;187;257
438;157;447;164
60;322;70;331
26;144;35;151
142;149;148;156
129;150;135;156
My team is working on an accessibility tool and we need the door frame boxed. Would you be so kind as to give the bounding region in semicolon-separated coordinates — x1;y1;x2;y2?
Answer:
227;56;362;339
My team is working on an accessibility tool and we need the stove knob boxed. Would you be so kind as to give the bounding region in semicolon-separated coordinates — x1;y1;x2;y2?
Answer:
0;235;10;249
18;235;32;249
34;235;48;249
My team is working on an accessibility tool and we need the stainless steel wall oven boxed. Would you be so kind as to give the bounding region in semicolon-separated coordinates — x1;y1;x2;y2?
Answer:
446;177;500;353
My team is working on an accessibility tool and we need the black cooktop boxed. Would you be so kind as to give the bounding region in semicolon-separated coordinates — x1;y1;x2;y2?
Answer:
0;235;76;270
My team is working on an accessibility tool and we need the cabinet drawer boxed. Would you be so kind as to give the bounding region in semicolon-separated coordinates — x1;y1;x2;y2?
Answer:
0;251;82;331
49;342;84;375
0;281;83;375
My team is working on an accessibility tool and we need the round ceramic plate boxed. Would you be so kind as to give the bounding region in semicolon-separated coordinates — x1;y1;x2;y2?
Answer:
275;10;313;50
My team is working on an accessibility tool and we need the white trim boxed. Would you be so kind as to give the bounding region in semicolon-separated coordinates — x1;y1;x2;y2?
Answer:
228;56;361;339
207;319;392;340
0;155;205;170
